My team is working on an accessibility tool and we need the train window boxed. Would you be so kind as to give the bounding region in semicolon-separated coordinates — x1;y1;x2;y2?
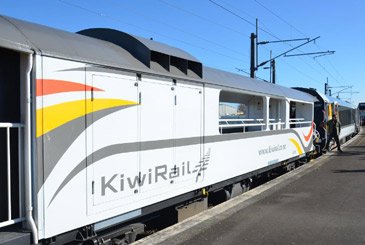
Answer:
338;106;353;126
219;102;247;118
289;101;312;128
219;90;263;134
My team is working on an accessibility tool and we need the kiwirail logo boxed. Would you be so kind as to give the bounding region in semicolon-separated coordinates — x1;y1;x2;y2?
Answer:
100;149;211;196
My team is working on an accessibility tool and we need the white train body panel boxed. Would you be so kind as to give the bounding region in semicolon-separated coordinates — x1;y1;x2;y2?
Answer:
35;56;313;239
204;129;310;186
340;125;356;140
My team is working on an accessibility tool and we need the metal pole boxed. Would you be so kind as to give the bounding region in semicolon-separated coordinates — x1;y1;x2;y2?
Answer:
18;127;23;218
7;127;11;221
256;18;258;71
272;59;276;84
269;50;272;83
258;36;320;68
24;54;38;244
250;33;256;78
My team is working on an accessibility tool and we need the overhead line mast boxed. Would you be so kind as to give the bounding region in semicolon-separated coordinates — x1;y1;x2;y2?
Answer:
250;19;320;84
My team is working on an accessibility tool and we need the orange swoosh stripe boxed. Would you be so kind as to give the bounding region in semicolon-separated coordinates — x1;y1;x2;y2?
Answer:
36;79;104;96
37;98;137;137
303;123;313;142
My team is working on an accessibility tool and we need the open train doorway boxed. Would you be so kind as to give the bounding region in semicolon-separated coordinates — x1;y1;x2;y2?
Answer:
0;47;23;226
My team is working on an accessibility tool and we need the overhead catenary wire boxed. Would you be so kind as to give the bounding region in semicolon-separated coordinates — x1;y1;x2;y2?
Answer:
57;0;248;64
208;0;284;42
253;0;307;38
252;0;347;86
107;0;249;58
58;0;345;90
158;0;247;36
208;0;327;81
224;0;341;84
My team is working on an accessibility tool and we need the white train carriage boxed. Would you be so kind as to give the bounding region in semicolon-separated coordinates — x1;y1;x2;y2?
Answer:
332;97;358;141
0;16;315;244
294;88;357;145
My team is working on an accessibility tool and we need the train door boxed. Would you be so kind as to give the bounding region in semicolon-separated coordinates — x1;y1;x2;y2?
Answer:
0;48;21;225
174;82;204;185
86;68;139;213
139;77;174;195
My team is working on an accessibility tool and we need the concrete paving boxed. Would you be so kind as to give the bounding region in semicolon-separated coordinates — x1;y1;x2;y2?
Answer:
135;128;365;245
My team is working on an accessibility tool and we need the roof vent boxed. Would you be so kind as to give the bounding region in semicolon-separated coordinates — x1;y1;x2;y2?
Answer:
78;28;202;79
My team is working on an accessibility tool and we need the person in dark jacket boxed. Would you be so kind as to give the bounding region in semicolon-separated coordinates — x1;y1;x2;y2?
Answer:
325;114;342;152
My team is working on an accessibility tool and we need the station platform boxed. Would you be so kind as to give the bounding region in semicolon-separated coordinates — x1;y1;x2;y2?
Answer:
135;127;365;245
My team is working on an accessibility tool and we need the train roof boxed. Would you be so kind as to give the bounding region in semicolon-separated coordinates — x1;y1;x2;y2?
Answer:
0;15;148;71
293;87;355;108
204;67;316;102
330;97;355;109
315;91;355;108
0;15;315;103
77;28;202;79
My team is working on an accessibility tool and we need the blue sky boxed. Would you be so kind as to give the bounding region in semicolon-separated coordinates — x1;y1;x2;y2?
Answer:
1;0;364;104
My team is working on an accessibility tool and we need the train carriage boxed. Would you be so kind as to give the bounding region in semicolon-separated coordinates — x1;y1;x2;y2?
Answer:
293;87;357;149
359;102;365;126
0;16;315;244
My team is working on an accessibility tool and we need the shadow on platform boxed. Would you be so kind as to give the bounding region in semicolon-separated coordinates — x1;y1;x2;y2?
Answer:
333;169;365;174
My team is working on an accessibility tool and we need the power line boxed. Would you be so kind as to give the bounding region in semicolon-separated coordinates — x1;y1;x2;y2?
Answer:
236;68;268;82
208;0;328;82
57;0;247;63
208;0;282;41
278;58;323;84
216;0;257;21
326;59;347;82
158;0;247;36
217;0;348;90
208;0;255;27
313;59;343;85
107;0;248;58
252;0;347;86
253;0;307;38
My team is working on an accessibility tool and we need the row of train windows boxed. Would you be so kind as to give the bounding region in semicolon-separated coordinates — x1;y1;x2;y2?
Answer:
338;109;356;126
218;91;312;134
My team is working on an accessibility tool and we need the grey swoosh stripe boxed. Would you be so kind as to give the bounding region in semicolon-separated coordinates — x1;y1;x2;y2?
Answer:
205;128;312;152
38;105;135;191
48;127;313;205
48;138;198;205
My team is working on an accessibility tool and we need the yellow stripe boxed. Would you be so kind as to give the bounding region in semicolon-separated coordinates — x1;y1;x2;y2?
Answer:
289;138;303;155
328;104;332;119
37;99;137;137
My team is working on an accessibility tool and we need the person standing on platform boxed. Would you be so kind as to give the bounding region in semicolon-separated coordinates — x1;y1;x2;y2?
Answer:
326;114;343;152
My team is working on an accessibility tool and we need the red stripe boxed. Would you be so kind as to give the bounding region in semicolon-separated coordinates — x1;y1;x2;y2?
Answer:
36;79;103;96
303;122;314;142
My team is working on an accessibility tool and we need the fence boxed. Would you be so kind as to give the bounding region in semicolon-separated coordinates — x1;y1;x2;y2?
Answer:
0;122;25;228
